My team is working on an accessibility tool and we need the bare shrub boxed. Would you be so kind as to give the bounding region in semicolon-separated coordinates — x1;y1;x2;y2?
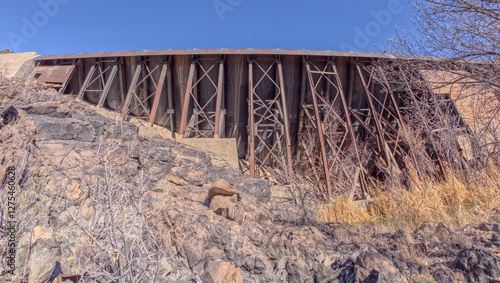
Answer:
65;137;174;283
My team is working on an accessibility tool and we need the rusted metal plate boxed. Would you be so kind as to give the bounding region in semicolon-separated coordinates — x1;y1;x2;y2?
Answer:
33;49;395;61
36;65;75;84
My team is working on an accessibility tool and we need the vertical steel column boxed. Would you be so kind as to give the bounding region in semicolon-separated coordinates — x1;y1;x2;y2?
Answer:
77;59;83;89
248;60;256;178
400;70;446;172
149;61;169;125
179;61;196;138
166;59;175;138
120;61;164;121
247;58;292;180
179;59;224;138
296;58;308;164
97;61;119;107
59;61;76;95
277;61;294;175
305;61;333;198
214;60;224;138
77;63;97;100
378;67;421;175
356;63;392;166
121;62;143;119
332;63;367;196
118;60;125;103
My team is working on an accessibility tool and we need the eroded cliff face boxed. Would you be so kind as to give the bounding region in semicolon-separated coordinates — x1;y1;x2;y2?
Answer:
0;78;499;283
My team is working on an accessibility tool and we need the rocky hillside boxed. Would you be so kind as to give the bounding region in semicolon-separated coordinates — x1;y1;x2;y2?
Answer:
0;78;499;283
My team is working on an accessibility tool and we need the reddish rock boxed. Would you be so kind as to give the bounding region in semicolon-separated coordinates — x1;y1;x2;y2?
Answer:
210;195;238;218
65;182;81;199
208;179;241;201
167;166;204;186
202;261;243;283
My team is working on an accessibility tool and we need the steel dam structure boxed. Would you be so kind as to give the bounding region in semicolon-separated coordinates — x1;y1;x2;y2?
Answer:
33;49;430;200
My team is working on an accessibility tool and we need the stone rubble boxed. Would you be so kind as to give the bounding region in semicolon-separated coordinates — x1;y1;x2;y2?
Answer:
0;78;499;282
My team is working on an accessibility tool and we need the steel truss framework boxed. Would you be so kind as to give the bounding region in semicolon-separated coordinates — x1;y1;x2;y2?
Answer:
121;60;174;135
297;61;425;199
353;64;421;177
247;58;293;180
299;60;367;199
399;68;449;172
44;51;455;200
77;60;119;107
179;58;225;138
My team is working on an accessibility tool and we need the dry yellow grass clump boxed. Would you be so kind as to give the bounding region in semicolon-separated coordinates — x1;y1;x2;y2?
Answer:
318;166;500;228
318;196;376;224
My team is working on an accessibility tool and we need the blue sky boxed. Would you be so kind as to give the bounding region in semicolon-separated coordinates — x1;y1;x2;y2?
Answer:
0;0;413;55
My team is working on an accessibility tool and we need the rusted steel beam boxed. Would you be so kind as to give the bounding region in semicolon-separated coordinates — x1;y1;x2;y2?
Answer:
59;65;76;95
400;70;446;172
277;60;294;176
356;63;393;167
179;60;196;137
97;61;119;107
77;63;97;100
118;60;125;102
77;60;118;107
121;61;165;122
378;67;422;176
214;60;224;138
121;61;143;119
300;60;368;199
247;59;292;181
77;58;83;89
248;60;256;178
305;61;333;198
149;61;169;125
332;62;367;197
34;48;394;61
179;59;224;138
166;58;175;138
300;138;327;200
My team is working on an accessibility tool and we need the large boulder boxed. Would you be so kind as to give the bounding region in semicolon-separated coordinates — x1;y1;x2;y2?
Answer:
454;246;500;283
354;249;408;283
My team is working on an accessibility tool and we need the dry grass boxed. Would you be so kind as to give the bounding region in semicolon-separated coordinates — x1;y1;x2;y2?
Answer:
318;166;500;229
318;197;376;224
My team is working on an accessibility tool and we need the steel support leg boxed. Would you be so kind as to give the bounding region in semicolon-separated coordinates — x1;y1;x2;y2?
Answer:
333;63;367;197
247;58;293;181
277;61;294;176
249;60;256;178
179;61;196;138
378;66;421;176
400;70;446;172
121;62;143;119
77;63;97;100
97;61;119;107
149;61;169;125
59;63;76;95
214;60;224;138
166;60;175;138
356;63;394;168
179;59;224;138
120;61;164;122
305;61;333;198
